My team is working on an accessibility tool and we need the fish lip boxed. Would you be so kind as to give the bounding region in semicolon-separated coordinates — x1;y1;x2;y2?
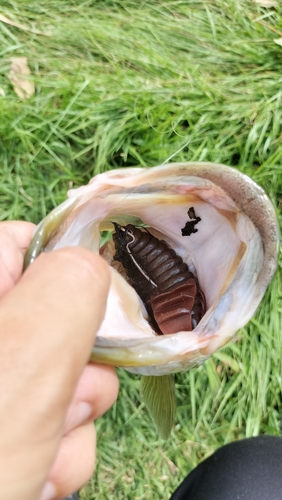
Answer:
24;162;280;375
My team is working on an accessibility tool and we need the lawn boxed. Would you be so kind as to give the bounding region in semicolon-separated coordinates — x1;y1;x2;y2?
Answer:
0;1;281;499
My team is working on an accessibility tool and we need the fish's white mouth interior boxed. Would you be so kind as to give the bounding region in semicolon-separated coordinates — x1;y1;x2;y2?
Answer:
102;202;241;307
94;193;252;341
48;178;262;343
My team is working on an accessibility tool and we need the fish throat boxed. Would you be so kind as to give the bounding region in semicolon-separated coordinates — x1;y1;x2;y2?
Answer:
113;223;206;335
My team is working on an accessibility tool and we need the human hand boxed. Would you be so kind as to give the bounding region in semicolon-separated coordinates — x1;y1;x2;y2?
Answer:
0;222;119;500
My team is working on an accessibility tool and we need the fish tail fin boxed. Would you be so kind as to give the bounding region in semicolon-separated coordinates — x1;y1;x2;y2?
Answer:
140;374;176;439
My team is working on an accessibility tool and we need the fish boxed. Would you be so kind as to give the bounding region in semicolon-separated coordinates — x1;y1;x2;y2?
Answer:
24;162;279;438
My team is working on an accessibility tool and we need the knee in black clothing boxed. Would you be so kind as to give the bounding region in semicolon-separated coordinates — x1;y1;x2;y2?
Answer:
170;435;282;500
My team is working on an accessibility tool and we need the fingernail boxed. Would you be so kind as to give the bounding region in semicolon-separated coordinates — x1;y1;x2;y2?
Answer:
39;481;55;500
72;401;92;428
64;401;93;433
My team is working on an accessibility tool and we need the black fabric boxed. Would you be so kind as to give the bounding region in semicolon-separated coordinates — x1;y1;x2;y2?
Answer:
170;435;282;500
62;493;80;500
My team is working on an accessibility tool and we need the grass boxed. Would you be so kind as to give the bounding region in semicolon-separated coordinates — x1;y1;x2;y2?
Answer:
0;0;281;498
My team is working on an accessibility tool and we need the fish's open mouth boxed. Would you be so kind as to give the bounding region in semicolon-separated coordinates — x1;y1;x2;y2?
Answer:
24;163;279;375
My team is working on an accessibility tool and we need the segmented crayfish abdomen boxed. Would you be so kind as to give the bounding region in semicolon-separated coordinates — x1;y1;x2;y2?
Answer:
113;223;206;335
150;280;197;334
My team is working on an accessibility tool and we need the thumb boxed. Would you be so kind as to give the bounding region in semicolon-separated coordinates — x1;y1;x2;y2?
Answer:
0;248;110;500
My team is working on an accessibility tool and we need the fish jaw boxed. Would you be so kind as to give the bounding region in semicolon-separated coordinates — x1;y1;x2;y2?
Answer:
24;163;279;375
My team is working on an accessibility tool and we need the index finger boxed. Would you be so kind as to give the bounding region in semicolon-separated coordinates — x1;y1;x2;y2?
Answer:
0;221;36;297
0;221;36;253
